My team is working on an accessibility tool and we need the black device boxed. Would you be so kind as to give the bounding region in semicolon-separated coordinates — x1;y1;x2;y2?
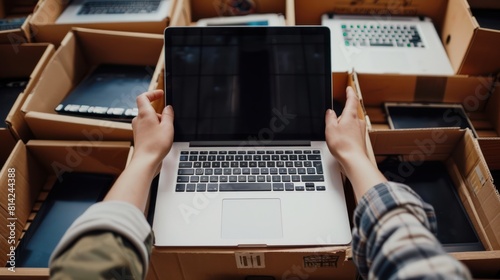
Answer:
377;159;484;252
471;8;500;30
0;17;26;30
165;26;333;142
55;64;153;122
0;78;29;127
491;169;500;193
13;172;115;267
385;102;477;137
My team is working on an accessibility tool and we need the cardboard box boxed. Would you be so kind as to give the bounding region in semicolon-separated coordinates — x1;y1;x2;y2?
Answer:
1;43;55;142
175;0;295;26
293;0;499;76
149;71;362;280
369;129;500;277
0;0;36;44
22;28;164;141
0;140;132;277
29;0;179;45
352;72;499;138
441;0;500;75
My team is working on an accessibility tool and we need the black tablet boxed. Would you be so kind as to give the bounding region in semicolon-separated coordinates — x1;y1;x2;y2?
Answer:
55;64;153;122
0;78;29;127
377;159;484;252
385;102;477;137
14;172;115;267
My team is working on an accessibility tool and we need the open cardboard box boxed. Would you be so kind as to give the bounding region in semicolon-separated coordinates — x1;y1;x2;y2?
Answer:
352;72;499;139
149;72;363;280
369;129;500;277
29;0;180;45
173;0;295;26
0;0;36;44
442;0;500;75
0;140;133;277
22;28;164;141
293;0;499;76
1;43;55;142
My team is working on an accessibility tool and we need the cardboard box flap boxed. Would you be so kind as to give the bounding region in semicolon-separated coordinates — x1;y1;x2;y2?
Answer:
0;141;46;247
24;111;134;141
357;73;494;108
479;138;500;170
441;0;476;72
26;140;131;177
5;43;55;141
73;28;163;67
369;128;463;158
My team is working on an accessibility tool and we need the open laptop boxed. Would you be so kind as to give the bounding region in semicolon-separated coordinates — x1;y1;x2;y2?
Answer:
322;14;454;74
153;26;352;247
56;0;171;24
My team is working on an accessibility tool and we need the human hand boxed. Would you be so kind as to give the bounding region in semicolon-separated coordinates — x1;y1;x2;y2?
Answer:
132;90;174;169
325;86;367;166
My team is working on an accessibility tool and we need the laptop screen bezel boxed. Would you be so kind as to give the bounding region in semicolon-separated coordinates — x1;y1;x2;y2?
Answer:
163;26;332;143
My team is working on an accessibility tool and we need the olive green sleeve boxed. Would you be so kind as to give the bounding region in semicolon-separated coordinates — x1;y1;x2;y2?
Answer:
49;201;153;280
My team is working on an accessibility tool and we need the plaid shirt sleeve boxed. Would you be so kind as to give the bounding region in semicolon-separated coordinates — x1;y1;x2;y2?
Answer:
352;181;472;279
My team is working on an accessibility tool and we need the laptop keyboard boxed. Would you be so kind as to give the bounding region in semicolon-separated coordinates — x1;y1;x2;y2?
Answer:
0;17;26;31
341;23;424;48
78;1;161;15
175;150;326;192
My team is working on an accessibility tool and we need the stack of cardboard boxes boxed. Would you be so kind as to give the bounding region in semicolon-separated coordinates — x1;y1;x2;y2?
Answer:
0;0;499;279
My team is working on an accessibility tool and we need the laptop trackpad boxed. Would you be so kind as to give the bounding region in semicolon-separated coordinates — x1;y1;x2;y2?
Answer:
221;199;283;239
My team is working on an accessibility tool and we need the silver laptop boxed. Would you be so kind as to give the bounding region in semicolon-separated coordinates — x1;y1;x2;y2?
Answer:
153;26;352;247
56;0;171;24
322;14;454;75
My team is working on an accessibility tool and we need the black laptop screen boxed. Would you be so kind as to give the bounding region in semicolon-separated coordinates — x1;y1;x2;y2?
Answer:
164;27;332;142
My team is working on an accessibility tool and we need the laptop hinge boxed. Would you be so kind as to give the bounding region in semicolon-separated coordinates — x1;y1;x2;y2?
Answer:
189;140;311;147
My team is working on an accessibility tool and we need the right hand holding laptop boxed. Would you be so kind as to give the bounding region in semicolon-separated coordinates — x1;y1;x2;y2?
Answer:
325;86;386;200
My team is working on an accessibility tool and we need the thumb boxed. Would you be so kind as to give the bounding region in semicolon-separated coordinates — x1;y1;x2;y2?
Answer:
161;105;174;124
325;109;338;127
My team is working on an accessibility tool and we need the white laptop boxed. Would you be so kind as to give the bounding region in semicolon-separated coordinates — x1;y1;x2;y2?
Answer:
322;14;454;75
196;13;286;26
56;0;171;24
153;26;352;247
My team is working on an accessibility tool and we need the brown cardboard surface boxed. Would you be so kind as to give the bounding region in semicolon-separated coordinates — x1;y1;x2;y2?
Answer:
29;0;175;45
442;0;500;75
22;28;163;141
0;140;132;276
152;246;356;280
1;43;55;142
353;73;499;138
369;129;500;277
